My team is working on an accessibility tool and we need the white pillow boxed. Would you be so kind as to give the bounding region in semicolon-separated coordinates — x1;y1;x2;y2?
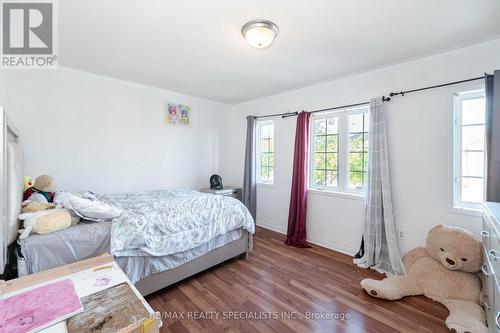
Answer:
54;191;122;222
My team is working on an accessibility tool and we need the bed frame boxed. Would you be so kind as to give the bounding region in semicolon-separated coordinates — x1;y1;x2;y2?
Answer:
136;231;249;296
0;107;22;278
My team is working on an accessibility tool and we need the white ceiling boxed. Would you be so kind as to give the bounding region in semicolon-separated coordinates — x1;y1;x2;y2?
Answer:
59;0;500;104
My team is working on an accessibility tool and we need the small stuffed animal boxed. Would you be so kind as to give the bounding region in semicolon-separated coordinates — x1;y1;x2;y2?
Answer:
24;175;57;203
24;176;33;192
22;176;34;201
18;209;72;239
360;225;487;333
31;175;56;203
24;175;56;203
21;200;81;225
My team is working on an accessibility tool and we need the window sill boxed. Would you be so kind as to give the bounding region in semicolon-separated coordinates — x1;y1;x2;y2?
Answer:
448;207;482;217
257;182;274;188
307;188;365;201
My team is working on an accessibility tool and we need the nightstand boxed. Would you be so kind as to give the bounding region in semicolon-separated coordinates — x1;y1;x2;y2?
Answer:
199;186;242;201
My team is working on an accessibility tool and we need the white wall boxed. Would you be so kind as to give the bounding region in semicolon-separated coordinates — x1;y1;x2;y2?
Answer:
0;67;230;193
220;38;500;255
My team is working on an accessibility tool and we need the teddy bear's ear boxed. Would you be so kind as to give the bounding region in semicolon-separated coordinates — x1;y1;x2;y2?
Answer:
429;224;445;232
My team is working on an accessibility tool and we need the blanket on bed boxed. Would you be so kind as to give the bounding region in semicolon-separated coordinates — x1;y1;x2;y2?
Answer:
93;189;255;257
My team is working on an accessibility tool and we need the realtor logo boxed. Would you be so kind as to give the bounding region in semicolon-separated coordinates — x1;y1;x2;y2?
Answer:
1;0;57;68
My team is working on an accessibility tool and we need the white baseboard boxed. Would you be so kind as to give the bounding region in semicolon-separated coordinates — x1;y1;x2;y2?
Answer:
256;221;287;234
305;236;356;256
256;220;356;256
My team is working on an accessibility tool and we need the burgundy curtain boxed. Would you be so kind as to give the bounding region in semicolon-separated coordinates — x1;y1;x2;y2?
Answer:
285;111;311;248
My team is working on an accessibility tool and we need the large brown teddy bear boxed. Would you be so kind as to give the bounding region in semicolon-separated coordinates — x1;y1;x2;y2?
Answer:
360;225;487;333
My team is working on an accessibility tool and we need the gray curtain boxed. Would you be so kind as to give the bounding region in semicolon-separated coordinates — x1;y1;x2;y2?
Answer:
243;116;257;219
486;70;500;202
355;98;405;275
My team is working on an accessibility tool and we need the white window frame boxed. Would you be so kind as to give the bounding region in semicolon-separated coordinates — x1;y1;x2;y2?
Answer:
451;88;486;212
256;120;275;185
308;105;369;195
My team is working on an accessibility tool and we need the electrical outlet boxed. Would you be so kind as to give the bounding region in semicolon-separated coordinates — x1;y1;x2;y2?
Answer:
399;230;404;239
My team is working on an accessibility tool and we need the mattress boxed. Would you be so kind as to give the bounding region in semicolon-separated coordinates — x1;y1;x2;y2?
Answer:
19;221;244;284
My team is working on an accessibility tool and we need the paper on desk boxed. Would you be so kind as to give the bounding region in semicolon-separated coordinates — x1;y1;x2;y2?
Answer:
0;279;82;333
69;262;128;298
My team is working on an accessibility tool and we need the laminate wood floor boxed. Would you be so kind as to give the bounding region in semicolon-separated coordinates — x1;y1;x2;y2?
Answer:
146;226;450;333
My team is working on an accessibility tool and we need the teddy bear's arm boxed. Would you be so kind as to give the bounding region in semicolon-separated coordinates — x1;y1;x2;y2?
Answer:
360;275;419;300
439;299;488;333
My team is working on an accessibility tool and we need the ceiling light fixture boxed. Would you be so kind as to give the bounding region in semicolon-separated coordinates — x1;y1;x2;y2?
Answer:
241;20;279;49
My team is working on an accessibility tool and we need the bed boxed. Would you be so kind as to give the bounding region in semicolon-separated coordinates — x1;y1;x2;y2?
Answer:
18;189;254;295
0;109;254;296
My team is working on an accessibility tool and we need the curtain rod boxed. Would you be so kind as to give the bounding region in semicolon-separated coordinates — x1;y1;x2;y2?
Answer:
252;74;486;120
253;101;373;119
388;75;485;98
308;101;370;114
254;111;298;119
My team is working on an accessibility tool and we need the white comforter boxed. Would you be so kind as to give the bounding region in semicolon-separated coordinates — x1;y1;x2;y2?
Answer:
94;188;255;257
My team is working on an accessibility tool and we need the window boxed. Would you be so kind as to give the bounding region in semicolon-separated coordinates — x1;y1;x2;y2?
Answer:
310;105;369;193
257;120;274;184
453;89;486;210
348;113;369;189
312;116;339;188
